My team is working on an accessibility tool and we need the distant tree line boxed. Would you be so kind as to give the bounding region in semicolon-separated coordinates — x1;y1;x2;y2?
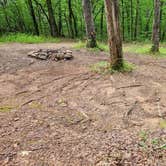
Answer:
0;0;165;42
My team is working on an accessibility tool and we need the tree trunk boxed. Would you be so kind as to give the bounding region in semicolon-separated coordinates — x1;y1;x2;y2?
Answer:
104;0;123;69
82;0;97;48
100;3;104;39
151;0;160;52
68;0;78;37
58;0;62;36
27;0;39;36
121;0;125;41
130;0;133;40
46;0;58;37
134;0;139;40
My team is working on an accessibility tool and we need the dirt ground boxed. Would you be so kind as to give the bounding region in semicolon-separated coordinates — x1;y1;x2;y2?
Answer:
0;43;166;166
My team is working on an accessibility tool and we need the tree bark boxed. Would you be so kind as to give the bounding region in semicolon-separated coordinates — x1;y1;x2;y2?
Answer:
82;0;97;48
27;0;39;36
151;0;160;52
134;0;139;40
104;0;123;69
130;0;133;40
100;3;104;39
46;0;58;37
121;0;125;41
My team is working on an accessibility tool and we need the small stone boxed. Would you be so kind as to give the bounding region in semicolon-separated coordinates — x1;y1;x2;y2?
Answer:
14;118;19;121
20;151;31;156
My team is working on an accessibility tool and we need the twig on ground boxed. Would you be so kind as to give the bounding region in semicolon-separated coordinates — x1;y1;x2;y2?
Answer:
123;101;138;126
20;99;35;107
124;101;138;117
117;84;143;89
154;143;166;150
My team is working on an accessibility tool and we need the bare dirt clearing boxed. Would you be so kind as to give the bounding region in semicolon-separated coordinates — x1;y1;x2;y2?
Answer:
0;43;166;165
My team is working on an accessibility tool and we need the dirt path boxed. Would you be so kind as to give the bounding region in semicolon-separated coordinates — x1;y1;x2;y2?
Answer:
0;43;166;165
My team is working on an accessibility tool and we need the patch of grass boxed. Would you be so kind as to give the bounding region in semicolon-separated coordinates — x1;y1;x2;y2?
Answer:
124;43;166;57
159;120;166;129
73;41;109;52
73;41;86;49
0;105;15;112
0;33;60;43
73;41;166;57
29;101;43;110
90;60;135;74
139;130;148;142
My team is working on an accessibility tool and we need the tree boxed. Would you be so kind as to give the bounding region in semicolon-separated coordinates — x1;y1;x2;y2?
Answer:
151;0;161;52
104;0;123;69
46;0;59;37
68;0;78;38
134;0;140;40
82;0;97;48
27;0;39;36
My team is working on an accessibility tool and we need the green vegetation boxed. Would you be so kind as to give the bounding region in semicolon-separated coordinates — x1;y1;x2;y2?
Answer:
90;60;135;74
0;105;15;112
160;120;166;129
124;43;166;57
0;33;60;44
73;41;109;52
0;0;166;42
74;41;166;57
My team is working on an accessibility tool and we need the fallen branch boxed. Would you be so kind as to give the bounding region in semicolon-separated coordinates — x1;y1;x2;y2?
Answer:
117;84;143;90
20;99;35;107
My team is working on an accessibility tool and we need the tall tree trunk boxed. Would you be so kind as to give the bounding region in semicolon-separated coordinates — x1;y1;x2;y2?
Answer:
151;0;160;52
58;0;62;36
124;2;130;39
68;0;74;38
104;0;123;69
145;9;153;38
100;3;104;39
130;0;133;40
134;0;139;40
46;0;58;37
27;0;39;36
82;0;97;48
121;0;125;41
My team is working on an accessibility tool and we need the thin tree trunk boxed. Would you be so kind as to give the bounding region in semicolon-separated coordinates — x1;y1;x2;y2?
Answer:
134;0;139;40
82;0;97;48
68;0;74;38
145;9;153;38
27;0;39;35
121;0;125;41
104;0;123;69
125;2;130;39
130;0;133;40
46;0;58;37
58;0;62;36
100;3;104;39
151;0;160;52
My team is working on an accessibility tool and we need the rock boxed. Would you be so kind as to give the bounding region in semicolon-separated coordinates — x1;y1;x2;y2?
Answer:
28;48;73;61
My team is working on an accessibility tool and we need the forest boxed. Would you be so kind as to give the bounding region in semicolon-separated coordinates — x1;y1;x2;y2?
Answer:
0;0;166;165
0;0;166;41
